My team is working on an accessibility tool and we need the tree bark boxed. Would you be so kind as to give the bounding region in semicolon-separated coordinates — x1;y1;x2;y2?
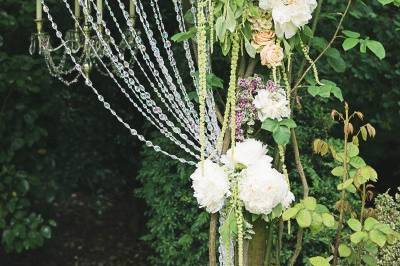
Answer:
248;219;267;266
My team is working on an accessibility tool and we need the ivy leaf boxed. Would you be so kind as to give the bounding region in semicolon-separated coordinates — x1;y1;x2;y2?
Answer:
309;256;330;266
350;156;366;169
322;213;335;228
331;166;345;177
350;231;368;244
303;197;317;211
296;209;312;228
364;217;379;231
282;207;300;220
366;40;386;60
369;229;387;247
362;255;378;266
272;126;291;145
339;244;352;257
347;218;362;232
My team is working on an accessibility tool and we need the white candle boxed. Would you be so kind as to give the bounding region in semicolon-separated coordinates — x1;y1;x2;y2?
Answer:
36;0;42;21
75;0;81;18
97;0;103;23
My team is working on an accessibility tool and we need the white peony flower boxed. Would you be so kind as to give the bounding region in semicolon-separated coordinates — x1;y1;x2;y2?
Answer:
239;160;292;215
221;138;273;168
190;159;230;213
259;0;317;39
254;88;290;122
282;191;295;208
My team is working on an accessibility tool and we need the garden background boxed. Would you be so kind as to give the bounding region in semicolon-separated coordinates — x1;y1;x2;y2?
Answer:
0;0;399;265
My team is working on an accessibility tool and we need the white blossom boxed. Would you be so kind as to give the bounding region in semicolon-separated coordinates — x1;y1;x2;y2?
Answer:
239;160;292;215
190;159;230;213
254;88;290;122
221;138;273;168
259;0;318;39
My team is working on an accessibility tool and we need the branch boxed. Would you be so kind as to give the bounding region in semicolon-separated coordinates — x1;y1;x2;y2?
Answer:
209;213;218;266
292;0;353;93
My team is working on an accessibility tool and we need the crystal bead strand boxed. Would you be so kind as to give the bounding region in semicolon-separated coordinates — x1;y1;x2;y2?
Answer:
52;0;201;159
75;0;202;155
103;0;202;143
42;0;197;165
83;0;202;151
100;0;201;144
126;1;200;130
153;0;219;150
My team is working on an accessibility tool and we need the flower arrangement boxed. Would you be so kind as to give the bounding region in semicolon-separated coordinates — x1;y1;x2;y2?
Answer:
177;0;399;265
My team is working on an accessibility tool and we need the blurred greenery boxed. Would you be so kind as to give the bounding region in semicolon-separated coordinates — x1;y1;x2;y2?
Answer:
0;0;399;265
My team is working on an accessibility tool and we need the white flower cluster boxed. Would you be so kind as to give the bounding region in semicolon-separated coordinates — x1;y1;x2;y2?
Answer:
253;88;290;122
190;139;294;215
190;159;230;213
259;0;318;39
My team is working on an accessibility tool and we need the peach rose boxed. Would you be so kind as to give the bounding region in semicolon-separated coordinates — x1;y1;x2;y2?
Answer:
252;31;276;46
260;43;284;68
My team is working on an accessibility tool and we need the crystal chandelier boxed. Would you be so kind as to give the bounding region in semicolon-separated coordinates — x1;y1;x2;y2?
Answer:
31;0;220;165
30;0;140;86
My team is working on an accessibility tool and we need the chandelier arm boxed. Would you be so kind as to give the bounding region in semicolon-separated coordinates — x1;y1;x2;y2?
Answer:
80;0;203;151
41;0;197;165
99;0;202;144
57;0;202;157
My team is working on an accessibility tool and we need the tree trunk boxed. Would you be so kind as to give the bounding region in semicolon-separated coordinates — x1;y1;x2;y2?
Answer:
247;218;267;266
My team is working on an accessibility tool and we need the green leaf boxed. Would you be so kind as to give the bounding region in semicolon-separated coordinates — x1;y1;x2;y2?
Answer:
343;30;361;38
369;229;387;247
261;119;278;132
282;207;300;221
330;86;344;101
215;16;226;41
171;27;197;42
311;212;323;228
359;166;378;182
347;143;360;157
350;231;368;244
307;85;319;97
206;73;224;89
225;6;236;33
342;38;360;51
220;209;238;248
374;223;395;235
309;256;330;266
337;179;353;190
272;126;291;145
331;166;345;177
347;218;362;232
364;217;379;231
326;48;347;73
350;156;366;169
339;244;352;257
366;40;386;60
303;197;317;211
322;213;335;228
362;254;378;266
296;209;312;228
279;119;297;129
244;37;256;58
40;226;51;239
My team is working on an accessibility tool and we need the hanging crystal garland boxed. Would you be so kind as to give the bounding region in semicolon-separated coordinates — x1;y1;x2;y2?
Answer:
33;0;220;165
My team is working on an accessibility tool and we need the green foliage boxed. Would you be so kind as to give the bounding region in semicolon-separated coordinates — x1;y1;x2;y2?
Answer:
261;118;297;145
374;189;400;265
0;166;56;252
135;137;208;266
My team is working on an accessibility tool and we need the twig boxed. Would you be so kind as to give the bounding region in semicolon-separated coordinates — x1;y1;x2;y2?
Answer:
291;0;353;93
209;213;218;266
